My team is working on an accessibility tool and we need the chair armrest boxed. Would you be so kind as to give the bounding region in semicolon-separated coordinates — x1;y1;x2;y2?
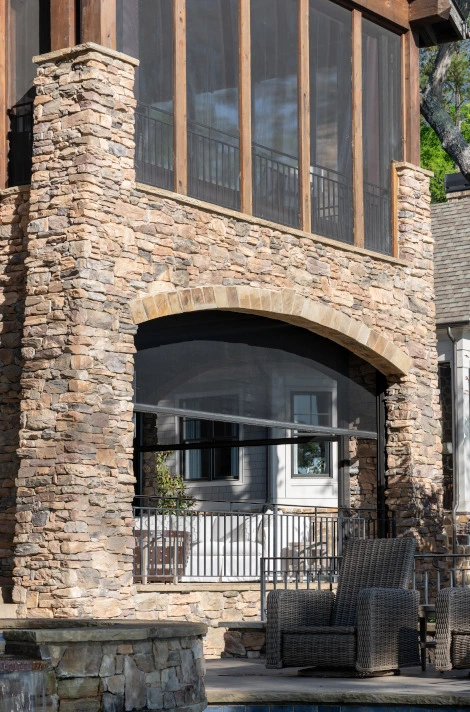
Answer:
266;589;334;668
436;587;470;670
356;588;419;673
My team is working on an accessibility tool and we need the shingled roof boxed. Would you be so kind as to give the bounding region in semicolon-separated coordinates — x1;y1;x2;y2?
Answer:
432;194;470;325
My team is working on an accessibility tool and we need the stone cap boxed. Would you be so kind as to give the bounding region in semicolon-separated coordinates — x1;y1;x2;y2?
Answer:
33;42;139;67
1;619;207;644
217;621;266;629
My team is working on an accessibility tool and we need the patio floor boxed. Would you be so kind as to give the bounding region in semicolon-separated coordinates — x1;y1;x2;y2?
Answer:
205;659;470;707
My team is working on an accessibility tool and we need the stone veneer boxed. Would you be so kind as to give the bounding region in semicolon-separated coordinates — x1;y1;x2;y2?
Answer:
2;620;207;712
0;41;444;619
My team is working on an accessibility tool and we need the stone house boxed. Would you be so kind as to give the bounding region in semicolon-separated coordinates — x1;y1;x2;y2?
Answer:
0;0;466;653
433;173;470;547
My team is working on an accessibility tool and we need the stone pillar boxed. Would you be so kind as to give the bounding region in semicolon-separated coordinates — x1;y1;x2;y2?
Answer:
385;163;445;551
13;43;139;618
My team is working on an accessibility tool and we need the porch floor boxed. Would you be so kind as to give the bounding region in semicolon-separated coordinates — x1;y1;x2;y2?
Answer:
205;659;470;707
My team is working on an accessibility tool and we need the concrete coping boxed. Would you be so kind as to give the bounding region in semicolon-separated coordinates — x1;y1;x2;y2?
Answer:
1;619;207;644
33;42;140;67
217;622;266;630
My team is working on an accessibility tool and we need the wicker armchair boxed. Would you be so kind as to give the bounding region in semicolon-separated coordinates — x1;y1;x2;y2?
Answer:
266;538;419;674
436;588;470;670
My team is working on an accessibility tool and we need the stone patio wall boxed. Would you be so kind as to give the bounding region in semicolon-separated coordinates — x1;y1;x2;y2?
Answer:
4;41;444;618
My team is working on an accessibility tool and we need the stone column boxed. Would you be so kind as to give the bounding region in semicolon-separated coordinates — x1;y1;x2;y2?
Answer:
13;43;139;618
385;163;445;551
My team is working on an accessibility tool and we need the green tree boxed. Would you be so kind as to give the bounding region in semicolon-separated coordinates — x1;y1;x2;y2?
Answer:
154;451;194;512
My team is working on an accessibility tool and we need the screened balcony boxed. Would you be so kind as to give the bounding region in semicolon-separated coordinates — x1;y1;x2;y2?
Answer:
118;0;403;256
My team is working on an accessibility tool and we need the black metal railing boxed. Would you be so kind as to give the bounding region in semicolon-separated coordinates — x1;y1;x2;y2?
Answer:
252;144;300;228
364;181;392;255
259;552;470;619
133;498;392;584
311;166;353;244
7;101;34;187
188;121;240;210
135;104;174;190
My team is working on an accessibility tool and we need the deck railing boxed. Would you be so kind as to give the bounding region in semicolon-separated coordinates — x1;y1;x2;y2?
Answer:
133;498;393;584
259;553;470;619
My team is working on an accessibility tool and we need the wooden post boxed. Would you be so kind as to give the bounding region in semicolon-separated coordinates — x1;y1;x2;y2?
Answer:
239;0;252;214
298;0;311;233
402;29;420;165
391;162;399;258
80;0;116;49
174;0;187;195
352;9;364;249
0;0;7;188
50;0;76;50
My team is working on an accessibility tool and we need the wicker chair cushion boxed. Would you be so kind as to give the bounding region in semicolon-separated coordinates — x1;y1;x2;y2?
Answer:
282;631;356;668
452;633;470;669
283;625;355;635
332;538;416;627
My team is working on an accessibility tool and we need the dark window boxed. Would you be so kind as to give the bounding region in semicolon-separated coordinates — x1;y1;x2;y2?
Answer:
292;392;331;477
187;0;239;209
438;362;453;511
309;0;353;244
181;418;239;481
251;0;299;227
362;18;402;254
117;0;174;190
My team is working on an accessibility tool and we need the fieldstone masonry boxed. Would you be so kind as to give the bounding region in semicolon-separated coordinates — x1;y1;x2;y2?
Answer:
0;41;446;620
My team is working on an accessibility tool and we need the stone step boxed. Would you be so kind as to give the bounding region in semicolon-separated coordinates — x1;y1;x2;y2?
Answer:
0;605;17;619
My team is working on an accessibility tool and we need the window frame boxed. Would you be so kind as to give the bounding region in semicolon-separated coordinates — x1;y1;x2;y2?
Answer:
180;416;242;482
290;390;333;479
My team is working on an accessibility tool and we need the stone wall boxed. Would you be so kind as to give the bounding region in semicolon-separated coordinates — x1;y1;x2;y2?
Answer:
5;41;443;617
0;186;29;590
3;621;207;712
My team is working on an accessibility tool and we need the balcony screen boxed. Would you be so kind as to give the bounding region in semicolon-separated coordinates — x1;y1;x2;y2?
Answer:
117;0;174;190
251;0;299;228
187;0;239;210
134;311;378;437
309;0;353;244
362;19;402;254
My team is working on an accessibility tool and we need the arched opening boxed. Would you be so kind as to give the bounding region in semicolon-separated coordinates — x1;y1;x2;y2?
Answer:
133;310;388;582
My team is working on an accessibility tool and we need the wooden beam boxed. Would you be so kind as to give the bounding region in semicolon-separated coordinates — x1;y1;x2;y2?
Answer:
402;29;420;165
174;0;187;195
352;9;364;249
346;0;410;30
239;0;252;214
298;0;311;233
0;0;7;188
391;162;399;258
80;0;116;49
50;0;76;50
409;0;452;24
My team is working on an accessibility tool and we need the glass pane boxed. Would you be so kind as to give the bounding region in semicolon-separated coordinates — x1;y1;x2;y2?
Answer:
213;447;239;479
135;311;378;435
362;19;401;254
117;0;174;190
309;0;353;244
184;448;210;480
187;0;239;209
251;0;299;227
294;442;329;476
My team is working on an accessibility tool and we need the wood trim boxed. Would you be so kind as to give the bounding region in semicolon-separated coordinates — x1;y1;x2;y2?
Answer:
174;0;187;195
50;0;76;50
80;0;116;49
403;29;420;165
0;0;7;188
349;0;409;30
391;162;399;258
352;9;364;249
298;0;311;233
238;0;252;215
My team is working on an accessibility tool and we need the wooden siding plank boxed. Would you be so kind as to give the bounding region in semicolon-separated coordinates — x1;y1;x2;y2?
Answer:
239;0;252;214
0;0;7;187
80;0;116;49
51;0;76;50
174;0;187;195
298;0;311;233
352;9;364;249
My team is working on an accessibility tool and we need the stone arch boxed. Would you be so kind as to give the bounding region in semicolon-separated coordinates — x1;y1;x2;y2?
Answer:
129;285;412;377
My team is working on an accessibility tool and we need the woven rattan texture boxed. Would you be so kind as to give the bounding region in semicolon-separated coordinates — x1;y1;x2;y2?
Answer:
436;588;470;670
333;538;416;627
283;632;356;668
